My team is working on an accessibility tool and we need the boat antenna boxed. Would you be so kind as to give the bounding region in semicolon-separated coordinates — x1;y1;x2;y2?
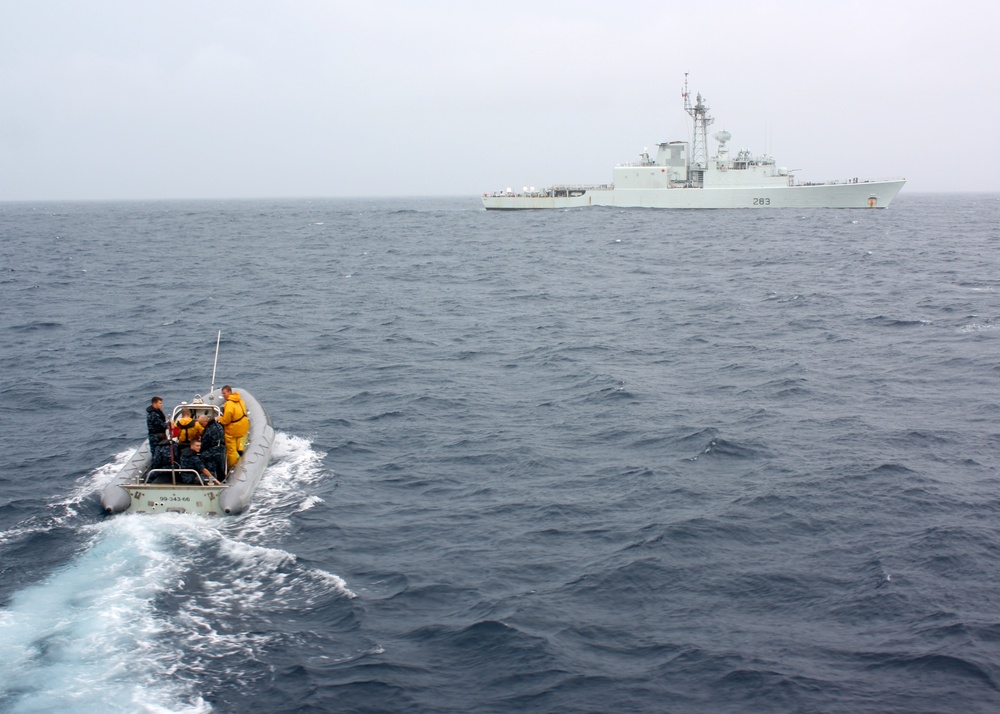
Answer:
209;330;221;396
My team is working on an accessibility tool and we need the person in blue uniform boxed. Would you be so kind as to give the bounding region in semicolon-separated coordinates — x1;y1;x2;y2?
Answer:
198;414;227;480
147;396;173;469
146;396;168;450
179;439;220;485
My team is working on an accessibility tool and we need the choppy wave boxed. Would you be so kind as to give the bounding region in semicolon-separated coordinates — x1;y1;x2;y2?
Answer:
4;195;1000;712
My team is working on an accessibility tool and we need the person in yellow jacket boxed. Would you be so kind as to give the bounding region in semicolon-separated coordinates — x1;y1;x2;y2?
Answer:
218;385;250;469
173;408;203;446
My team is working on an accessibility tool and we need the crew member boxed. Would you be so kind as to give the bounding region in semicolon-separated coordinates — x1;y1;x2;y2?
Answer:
218;385;250;469
198;414;226;479
147;396;173;469
179;439;220;485
146;396;168;451
174;408;203;446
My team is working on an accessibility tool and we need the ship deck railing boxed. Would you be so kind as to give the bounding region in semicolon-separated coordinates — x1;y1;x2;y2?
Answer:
488;184;612;198
796;177;904;187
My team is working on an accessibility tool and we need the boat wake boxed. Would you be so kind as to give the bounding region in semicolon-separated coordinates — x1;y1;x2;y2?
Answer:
228;432;329;542
0;432;351;713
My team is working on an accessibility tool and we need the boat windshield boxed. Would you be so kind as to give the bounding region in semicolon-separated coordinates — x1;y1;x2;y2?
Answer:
171;399;222;422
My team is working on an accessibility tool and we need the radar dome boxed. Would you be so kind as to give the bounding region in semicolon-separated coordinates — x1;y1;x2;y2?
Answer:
714;130;732;144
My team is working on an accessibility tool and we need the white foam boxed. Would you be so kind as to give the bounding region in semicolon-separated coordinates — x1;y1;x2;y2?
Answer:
958;322;998;333
0;516;211;712
0;448;137;547
230;432;329;543
0;432;349;712
62;447;136;509
296;495;325;512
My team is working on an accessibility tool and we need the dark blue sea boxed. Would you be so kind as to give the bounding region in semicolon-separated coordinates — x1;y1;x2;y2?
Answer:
1;194;999;713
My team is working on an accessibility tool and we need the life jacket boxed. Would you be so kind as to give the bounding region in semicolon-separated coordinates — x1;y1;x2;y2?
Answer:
176;417;201;443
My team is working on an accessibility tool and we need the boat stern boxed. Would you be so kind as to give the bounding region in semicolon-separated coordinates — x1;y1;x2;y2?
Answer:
122;484;227;515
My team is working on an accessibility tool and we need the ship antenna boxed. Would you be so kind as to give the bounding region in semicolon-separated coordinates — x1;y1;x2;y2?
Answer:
209;330;221;396
682;73;713;171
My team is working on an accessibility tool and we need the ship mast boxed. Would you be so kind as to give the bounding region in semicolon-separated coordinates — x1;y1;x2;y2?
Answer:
682;73;714;170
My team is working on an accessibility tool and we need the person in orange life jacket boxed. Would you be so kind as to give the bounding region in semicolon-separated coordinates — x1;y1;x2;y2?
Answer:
174;408;203;447
218;385;249;469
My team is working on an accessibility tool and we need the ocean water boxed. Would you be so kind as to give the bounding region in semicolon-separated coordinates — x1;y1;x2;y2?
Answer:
1;193;999;713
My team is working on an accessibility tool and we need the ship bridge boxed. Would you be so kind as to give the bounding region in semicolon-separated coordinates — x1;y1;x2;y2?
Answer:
613;141;690;189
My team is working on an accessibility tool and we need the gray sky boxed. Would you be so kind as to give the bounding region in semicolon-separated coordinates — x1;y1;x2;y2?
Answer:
1;1;995;200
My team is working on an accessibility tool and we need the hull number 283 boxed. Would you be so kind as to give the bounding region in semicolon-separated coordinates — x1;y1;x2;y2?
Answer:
753;197;771;206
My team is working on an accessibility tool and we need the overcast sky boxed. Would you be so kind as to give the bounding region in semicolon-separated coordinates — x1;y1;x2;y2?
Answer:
1;1;995;200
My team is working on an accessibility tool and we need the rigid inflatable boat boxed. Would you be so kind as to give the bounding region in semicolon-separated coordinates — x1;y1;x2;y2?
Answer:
100;387;274;516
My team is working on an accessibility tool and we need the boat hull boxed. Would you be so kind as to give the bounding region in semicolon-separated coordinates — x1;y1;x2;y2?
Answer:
100;387;275;516
483;179;905;210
